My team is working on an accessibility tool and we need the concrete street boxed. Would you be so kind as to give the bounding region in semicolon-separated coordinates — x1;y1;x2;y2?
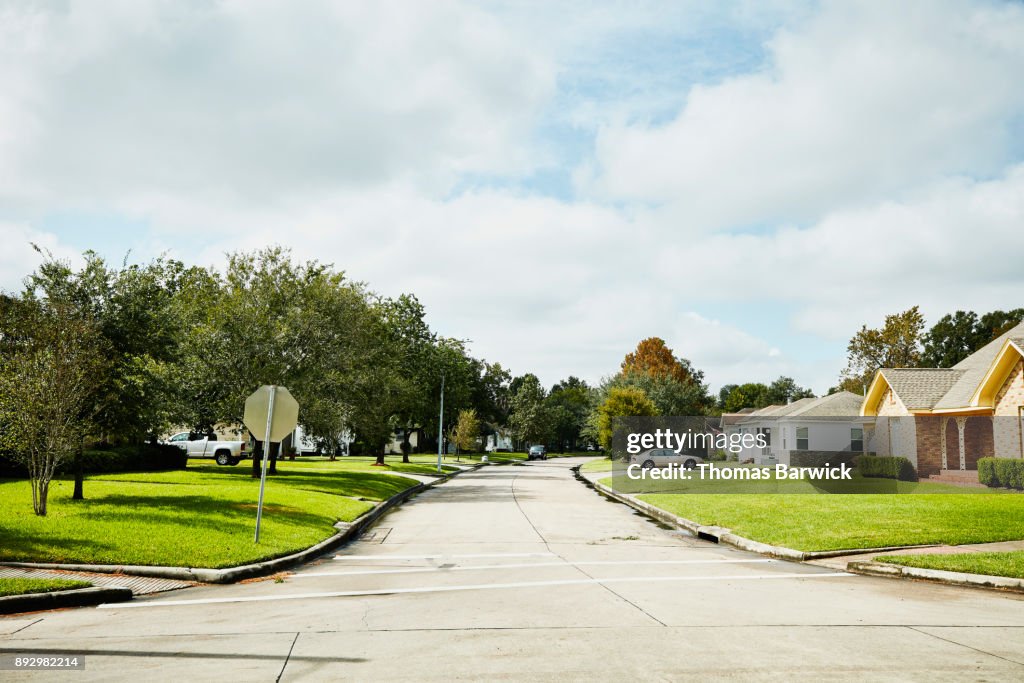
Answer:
2;457;1023;681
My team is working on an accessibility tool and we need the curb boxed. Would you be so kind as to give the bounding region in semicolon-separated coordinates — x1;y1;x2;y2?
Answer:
573;466;937;562
3;463;485;585
848;560;1024;594
0;586;132;615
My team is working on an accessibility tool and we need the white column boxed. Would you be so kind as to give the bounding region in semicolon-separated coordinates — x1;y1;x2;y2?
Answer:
956;417;967;471
940;418;948;470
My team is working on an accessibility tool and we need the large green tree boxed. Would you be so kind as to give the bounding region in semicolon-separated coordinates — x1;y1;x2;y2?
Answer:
508;374;553;447
840;306;925;393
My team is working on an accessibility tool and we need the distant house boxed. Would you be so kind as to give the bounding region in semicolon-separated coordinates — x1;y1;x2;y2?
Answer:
486;429;514;453
860;321;1024;478
727;392;865;466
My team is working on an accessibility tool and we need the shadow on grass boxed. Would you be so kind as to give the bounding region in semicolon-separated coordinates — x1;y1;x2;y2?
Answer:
0;529;119;564
69;493;335;533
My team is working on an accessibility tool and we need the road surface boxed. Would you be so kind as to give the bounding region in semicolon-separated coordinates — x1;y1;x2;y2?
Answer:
2;457;1023;681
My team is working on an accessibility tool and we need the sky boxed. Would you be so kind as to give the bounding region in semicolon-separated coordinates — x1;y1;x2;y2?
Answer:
2;0;1024;394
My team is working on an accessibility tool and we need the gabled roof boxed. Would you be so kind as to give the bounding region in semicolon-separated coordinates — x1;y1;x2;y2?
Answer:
732;394;861;424
785;391;863;417
934;325;1024;409
862;320;1024;415
878;368;963;410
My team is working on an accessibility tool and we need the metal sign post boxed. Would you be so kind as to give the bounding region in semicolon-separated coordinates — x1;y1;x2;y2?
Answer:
254;385;276;543
243;384;299;544
437;373;445;474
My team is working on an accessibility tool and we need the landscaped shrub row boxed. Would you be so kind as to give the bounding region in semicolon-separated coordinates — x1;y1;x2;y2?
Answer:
0;443;187;478
978;457;1024;490
855;455;917;481
72;443;189;473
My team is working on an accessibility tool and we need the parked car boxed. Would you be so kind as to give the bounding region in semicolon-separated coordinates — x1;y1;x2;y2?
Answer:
162;432;248;466
631;448;704;470
528;445;548;461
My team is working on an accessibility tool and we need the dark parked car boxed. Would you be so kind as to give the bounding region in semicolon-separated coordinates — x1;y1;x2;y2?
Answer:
528;445;547;461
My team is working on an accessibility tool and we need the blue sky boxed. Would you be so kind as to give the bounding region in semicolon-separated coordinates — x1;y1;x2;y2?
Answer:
2;0;1024;394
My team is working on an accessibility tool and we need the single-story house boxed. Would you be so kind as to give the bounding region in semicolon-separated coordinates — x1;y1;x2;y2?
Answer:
860;321;1024;478
727;392;865;466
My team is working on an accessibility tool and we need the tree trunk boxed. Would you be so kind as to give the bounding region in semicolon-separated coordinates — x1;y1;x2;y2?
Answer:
251;441;263;478
269;441;278;475
34;479;49;516
401;429;411;464
72;452;84;500
375;446;385;466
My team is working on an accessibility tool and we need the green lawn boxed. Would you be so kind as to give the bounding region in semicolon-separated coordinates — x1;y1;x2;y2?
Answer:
631;491;1024;551
0;578;92;597
581;457;613;473
0;458;424;568
877;551;1024;579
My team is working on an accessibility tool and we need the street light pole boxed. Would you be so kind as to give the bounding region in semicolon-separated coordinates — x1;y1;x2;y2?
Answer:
437;373;445;474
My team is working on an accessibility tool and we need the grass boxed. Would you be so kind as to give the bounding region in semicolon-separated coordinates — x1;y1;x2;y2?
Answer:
0;457;425;568
877;551;1024;579
581;457;613;473
630;491;1024;552
0;578;92;597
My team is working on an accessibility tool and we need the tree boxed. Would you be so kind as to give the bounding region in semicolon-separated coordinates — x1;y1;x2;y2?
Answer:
765;376;814;405
977;308;1024;344
450;408;480;455
0;295;107;515
921;311;981;368
722;383;769;412
595;386;657;451
840;306;925;393
717;384;738;409
546;377;591;451
618;371;712;416
508;374;553;447
621;337;695;384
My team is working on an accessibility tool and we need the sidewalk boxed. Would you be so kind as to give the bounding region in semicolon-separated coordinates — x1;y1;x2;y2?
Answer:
0;566;192;595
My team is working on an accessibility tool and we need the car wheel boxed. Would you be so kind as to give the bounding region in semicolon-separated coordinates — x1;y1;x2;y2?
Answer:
641;459;655;470
684;459;697;469
215;450;232;466
228;457;240;466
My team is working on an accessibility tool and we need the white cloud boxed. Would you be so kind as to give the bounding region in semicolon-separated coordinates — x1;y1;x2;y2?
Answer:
587;0;1024;229
2;0;1024;396
0;223;80;293
0;0;555;209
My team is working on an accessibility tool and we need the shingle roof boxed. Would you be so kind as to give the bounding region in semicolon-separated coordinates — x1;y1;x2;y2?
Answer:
880;368;964;410
934;321;1024;409
786;391;864;417
878;320;1024;411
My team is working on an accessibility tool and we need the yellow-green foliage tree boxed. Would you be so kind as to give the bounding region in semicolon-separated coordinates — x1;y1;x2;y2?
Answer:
451;408;480;454
596;386;657;451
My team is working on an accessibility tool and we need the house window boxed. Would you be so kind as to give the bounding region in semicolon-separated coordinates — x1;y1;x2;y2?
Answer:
796;427;809;450
851;427;864;452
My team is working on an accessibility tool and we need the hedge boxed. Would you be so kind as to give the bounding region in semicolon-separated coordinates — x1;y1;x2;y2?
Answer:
855;455;917;481
978;457;1024;490
0;443;187;478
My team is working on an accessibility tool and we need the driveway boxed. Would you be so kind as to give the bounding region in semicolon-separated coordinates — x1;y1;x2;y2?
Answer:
2;458;1023;680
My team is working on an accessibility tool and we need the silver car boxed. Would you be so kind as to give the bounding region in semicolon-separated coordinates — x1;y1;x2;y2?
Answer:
632;448;704;470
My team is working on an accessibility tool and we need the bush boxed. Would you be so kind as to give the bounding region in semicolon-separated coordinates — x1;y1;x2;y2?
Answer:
61;443;188;475
979;457;1024;490
855;455;917;481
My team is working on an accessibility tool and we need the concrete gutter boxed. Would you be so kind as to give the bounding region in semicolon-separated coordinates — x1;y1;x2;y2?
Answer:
3;463;485;585
573;466;939;562
848;560;1024;594
0;586;132;615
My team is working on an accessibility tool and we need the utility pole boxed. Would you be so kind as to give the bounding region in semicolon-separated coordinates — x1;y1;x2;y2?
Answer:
437;372;445;474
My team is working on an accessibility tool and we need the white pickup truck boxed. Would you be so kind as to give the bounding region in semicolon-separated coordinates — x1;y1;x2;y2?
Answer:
163;432;249;466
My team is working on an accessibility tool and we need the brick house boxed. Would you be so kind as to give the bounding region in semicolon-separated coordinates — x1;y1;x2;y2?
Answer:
860;321;1024;479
